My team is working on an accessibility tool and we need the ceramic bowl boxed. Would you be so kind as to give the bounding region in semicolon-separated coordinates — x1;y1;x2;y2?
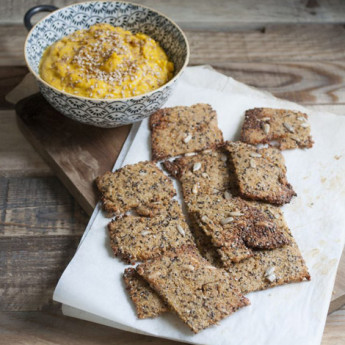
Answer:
24;1;189;128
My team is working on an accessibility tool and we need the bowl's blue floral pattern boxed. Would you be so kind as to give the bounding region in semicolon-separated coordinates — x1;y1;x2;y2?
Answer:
25;1;189;127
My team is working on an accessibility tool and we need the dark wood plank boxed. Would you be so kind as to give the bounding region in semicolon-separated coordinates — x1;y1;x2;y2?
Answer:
0;236;82;311
15;95;131;216
0;306;343;345
0;176;88;236
0;176;87;311
2;0;345;29
0;110;52;177
0;175;88;311
0;310;178;345
0;66;28;109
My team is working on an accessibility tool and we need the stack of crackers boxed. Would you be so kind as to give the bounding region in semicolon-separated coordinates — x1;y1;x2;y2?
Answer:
96;104;313;333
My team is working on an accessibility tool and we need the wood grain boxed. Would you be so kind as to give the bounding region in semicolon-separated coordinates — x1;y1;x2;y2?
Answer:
0;110;51;176
0;310;179;345
330;251;345;314
2;0;345;29
0;235;82;312
188;25;345;63
0;176;88;237
209;61;345;104
3;24;345;66
15;94;131;215
0;66;27;109
0;306;344;345
323;307;345;345
0;175;88;311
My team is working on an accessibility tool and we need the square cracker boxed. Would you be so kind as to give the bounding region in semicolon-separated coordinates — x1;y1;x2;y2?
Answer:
150;104;224;161
123;268;169;319
187;194;289;265
136;247;249;333
108;199;195;264
241;107;313;150
225;141;296;205
163;148;234;202
96;161;176;216
225;205;311;293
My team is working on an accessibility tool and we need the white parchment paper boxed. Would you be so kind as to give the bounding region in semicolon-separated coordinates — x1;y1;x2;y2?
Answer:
54;66;345;345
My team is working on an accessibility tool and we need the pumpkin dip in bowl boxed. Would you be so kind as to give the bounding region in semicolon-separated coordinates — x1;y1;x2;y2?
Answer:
24;1;189;127
39;23;174;99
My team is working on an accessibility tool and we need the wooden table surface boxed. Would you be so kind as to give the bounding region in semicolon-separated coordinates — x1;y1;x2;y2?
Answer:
1;1;345;344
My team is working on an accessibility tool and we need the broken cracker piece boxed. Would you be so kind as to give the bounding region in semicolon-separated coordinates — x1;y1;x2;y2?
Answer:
137;247;249;333
226;206;311;293
123;268;169;319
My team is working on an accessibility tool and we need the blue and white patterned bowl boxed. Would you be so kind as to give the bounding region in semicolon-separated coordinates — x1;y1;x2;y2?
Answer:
24;1;189;128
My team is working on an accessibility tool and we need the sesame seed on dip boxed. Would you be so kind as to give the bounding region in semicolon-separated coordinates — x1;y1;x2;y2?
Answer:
39;23;174;99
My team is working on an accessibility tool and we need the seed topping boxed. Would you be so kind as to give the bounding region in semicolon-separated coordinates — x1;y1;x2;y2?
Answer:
183;134;192;143
192;184;198;194
262;122;270;135
177;224;186;237
283;122;295;133
224;190;231;200
193;162;202;172
250;152;262;158
300;123;309;128
184;152;196;157
220;217;234;225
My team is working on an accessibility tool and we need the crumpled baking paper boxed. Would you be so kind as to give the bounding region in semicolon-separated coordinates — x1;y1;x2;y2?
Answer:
53;66;345;345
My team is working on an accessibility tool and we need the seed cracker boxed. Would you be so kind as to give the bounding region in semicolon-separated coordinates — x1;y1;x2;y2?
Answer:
108;199;195;264
136;247;250;333
189;202;310;294
163;148;234;202
241;107;313;150
225;141;296;205
150;104;224;161
225;206;311;293
123;268;169;319
96;161;176;216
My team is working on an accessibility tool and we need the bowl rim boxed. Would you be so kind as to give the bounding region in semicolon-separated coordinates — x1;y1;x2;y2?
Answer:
24;0;190;102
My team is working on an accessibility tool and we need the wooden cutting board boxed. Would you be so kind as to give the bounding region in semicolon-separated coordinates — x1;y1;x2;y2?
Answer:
15;93;345;314
15;93;131;215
